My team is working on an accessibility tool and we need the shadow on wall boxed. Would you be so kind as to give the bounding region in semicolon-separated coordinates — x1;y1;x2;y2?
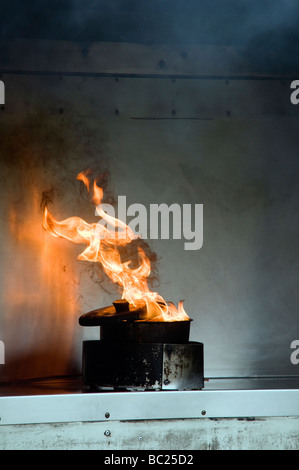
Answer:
0;112;104;381
0;111;161;382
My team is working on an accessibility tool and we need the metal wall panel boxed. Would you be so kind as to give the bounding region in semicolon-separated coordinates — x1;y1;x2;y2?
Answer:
0;40;298;381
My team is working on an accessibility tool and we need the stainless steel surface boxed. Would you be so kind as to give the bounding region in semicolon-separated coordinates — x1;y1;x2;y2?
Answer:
1;376;299;450
0;384;299;425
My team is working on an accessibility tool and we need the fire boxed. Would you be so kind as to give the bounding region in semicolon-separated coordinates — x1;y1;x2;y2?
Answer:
42;171;189;322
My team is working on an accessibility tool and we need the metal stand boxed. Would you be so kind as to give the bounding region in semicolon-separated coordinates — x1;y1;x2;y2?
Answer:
82;340;204;391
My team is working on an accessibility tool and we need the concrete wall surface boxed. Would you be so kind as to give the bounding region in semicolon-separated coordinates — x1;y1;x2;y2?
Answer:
0;416;298;450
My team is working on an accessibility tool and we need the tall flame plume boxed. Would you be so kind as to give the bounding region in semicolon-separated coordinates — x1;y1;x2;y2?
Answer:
42;171;189;322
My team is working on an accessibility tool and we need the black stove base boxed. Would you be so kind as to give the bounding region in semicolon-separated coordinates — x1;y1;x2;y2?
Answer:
82;340;204;391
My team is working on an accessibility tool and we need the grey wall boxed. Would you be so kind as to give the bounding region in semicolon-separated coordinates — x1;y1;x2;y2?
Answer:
0;39;298;381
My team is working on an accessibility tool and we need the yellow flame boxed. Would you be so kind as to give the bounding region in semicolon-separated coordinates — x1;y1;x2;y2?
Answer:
43;172;189;322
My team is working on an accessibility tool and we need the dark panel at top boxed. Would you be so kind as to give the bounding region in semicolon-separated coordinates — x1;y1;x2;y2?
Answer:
1;0;299;74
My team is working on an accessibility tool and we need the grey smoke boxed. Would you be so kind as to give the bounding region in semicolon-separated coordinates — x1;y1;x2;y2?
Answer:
0;0;298;72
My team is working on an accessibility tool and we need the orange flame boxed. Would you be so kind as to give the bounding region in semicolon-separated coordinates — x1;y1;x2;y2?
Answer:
42;172;189;322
